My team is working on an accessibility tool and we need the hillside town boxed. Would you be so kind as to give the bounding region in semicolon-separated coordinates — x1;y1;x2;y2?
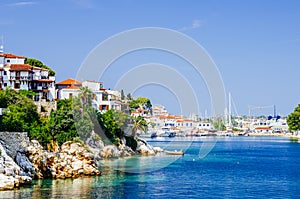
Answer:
0;52;290;137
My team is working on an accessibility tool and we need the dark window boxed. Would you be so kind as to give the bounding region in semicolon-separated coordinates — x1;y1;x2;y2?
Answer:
7;60;10;63
14;83;20;89
4;71;6;75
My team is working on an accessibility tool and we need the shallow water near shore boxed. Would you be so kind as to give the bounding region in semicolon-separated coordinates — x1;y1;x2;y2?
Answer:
1;136;300;198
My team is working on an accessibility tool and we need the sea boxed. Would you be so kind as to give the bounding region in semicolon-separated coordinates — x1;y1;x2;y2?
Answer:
1;136;300;199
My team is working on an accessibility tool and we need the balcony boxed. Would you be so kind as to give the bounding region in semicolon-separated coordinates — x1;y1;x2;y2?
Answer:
20;76;30;80
36;86;49;91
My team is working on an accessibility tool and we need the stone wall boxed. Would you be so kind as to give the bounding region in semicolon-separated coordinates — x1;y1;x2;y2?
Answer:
34;100;57;117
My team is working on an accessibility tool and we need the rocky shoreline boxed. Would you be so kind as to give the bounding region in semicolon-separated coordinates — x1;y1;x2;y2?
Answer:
0;132;163;191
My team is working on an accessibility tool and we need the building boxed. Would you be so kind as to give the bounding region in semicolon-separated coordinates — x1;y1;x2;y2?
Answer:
0;53;56;101
56;78;128;113
56;78;82;99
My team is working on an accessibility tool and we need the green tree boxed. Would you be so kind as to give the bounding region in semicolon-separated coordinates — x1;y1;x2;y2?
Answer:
213;121;226;131
129;97;152;113
287;104;300;132
121;90;125;101
25;57;56;76
98;110;125;142
131;115;148;138
78;86;92;106
126;93;132;101
0;88;40;132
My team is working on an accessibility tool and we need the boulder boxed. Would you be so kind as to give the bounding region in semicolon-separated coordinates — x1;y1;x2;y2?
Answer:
137;144;155;155
136;139;156;155
100;145;120;158
153;147;164;153
0;174;15;190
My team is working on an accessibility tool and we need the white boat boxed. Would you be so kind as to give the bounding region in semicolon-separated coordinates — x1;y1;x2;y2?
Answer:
165;150;184;155
158;127;176;137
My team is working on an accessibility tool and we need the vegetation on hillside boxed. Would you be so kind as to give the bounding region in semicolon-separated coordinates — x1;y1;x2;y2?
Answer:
25;57;56;76
287;104;300;132
0;88;151;151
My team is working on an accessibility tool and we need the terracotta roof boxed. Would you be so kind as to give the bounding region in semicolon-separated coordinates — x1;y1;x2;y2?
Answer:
255;127;271;130
32;79;54;83
32;66;49;71
56;78;82;85
0;53;25;59
64;85;81;90
10;64;33;71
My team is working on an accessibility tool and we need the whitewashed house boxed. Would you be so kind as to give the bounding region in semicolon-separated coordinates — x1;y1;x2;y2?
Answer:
56;78;126;113
0;53;56;101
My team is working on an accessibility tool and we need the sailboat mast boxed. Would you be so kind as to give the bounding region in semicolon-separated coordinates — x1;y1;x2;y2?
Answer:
228;92;232;127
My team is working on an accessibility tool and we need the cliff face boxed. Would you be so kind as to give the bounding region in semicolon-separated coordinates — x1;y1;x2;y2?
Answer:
0;142;32;190
0;132;101;191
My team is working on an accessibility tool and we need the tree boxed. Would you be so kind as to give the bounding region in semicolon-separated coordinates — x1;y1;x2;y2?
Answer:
0;88;40;132
25;57;56;76
287;104;300;132
121;90;125;101
213;121;226;131
129;97;152;114
131;115;148;137
126;93;132;101
97;109;125;145
78;86;92;106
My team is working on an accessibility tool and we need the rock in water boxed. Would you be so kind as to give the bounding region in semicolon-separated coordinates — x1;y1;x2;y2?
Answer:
0;142;32;190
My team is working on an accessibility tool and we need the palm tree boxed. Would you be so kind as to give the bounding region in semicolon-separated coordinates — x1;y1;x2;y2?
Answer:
79;86;92;106
132;115;148;138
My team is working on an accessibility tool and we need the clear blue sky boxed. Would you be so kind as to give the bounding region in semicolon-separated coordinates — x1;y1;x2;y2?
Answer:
1;0;300;116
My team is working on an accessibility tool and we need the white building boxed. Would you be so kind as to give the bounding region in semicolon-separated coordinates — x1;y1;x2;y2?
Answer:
0;53;56;101
56;78;127;113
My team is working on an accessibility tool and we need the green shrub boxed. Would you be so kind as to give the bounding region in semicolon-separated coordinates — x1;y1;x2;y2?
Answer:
125;136;137;151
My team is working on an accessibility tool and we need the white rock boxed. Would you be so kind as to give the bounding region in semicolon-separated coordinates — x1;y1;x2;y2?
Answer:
72;160;83;171
153;147;164;153
0;173;15;190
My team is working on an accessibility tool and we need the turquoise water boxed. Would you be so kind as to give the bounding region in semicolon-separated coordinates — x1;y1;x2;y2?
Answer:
1;137;300;198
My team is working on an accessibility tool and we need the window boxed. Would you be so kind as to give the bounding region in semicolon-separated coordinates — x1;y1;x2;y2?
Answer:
7;60;10;63
69;93;73;99
14;83;20;89
4;71;6;75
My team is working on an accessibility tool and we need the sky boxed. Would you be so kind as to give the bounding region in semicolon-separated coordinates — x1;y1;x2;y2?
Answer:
1;0;300;117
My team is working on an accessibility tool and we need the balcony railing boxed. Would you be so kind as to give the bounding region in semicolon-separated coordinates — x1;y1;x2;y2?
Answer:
10;76;31;81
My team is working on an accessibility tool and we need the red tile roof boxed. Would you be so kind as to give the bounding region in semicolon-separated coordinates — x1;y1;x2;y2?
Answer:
32;66;49;71
56;78;82;85
64;85;80;90
32;79;54;83
0;53;25;59
10;64;33;71
255;127;271;130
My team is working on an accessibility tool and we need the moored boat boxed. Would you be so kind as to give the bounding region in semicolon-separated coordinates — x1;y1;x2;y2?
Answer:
165;150;184;155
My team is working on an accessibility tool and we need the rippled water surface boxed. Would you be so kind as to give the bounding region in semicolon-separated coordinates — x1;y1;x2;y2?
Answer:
2;137;300;198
